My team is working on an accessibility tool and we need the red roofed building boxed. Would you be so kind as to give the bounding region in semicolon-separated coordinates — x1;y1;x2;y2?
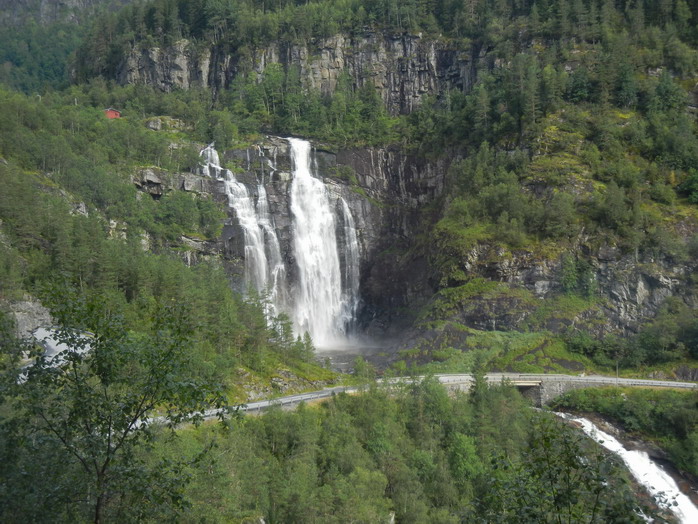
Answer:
104;108;121;119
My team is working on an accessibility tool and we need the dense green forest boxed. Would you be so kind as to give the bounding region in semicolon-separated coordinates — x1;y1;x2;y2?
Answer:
0;373;659;522
2;0;698;521
0;83;332;392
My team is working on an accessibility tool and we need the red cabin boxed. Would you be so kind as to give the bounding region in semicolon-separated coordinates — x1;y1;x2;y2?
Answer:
104;108;121;119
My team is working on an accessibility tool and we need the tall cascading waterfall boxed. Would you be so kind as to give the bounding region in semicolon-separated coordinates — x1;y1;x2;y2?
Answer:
200;140;362;347
288;138;346;346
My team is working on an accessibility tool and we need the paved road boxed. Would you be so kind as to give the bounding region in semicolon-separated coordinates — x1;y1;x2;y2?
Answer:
140;373;698;427
220;373;697;417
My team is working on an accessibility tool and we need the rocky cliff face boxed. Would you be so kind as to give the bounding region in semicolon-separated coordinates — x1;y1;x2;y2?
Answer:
129;132;697;346
430;242;693;337
118;33;478;115
141;135;450;334
218;137;443;300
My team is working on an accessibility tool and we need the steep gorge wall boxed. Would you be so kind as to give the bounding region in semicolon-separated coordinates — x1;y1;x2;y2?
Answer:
219;137;450;322
117;33;478;115
117;31;698;343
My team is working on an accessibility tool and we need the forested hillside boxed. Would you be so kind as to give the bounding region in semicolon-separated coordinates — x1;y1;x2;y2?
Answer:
2;0;698;521
67;0;698;375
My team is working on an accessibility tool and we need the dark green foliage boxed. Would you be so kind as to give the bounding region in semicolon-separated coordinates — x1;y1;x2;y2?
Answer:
0;20;82;92
566;297;698;366
0;90;316;379
559;255;596;297
0;293;226;522
0;86;221;244
218;67;398;146
482;416;645;522
169;381;649;522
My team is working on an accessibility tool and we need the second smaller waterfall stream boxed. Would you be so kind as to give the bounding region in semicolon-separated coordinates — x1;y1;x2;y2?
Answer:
200;144;285;312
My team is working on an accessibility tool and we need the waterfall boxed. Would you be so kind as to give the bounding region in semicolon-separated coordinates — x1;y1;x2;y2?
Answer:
257;184;287;309
340;198;360;333
200;144;222;178
557;413;698;523
289;138;345;346
199;144;283;307
200;140;362;346
224;176;268;293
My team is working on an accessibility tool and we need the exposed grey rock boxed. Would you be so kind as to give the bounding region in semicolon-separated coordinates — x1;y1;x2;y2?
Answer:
179;235;220;267
118;33;477;115
675;365;698;381
71;201;88;216
145;117;162;131
133;167;166;198
119;40;211;93
177;172;219;193
108;219;126;239
5;296;53;340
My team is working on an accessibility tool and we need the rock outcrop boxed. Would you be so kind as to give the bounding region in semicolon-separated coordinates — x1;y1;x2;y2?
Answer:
118;33;478;115
5;295;53;340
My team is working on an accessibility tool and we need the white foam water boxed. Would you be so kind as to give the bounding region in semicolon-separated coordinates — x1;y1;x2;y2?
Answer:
558;413;698;523
201;140;362;346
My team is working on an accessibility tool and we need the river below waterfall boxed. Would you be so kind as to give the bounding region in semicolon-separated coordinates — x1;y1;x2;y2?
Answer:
557;413;698;523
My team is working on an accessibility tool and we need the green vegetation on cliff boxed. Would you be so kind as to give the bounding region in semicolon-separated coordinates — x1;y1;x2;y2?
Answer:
0;85;334;397
1;1;698;522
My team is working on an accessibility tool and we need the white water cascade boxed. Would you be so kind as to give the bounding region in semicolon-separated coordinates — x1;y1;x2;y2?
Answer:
340;198;360;331
200;140;362;346
200;144;283;306
257;184;287;309
558;413;698;523
289;138;346;346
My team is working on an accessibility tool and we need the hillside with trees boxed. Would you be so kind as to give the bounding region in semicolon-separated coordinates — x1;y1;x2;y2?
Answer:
2;0;698;521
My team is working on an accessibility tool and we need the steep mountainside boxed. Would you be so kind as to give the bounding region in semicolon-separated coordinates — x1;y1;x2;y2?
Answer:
2;3;698;521
3;0;698;375
64;0;698;373
117;33;476;115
